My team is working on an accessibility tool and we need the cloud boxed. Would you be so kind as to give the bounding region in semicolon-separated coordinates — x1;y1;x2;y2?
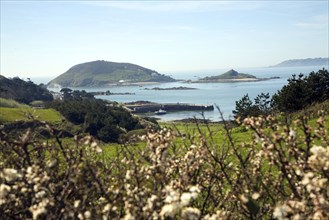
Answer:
294;14;328;29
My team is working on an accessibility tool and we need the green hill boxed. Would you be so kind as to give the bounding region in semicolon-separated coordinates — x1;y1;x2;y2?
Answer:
200;69;257;81
48;60;176;87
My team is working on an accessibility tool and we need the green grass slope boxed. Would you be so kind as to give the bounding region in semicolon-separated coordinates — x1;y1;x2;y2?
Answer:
0;107;62;123
0;98;30;108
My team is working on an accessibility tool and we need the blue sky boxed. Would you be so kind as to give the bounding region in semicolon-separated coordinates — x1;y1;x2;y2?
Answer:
1;1;328;78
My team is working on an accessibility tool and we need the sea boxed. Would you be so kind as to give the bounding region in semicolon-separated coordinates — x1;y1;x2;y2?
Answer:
42;65;328;122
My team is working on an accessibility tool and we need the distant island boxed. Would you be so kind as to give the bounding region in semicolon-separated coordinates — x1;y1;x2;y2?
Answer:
47;60;176;87
193;69;269;83
144;86;197;90
270;58;329;67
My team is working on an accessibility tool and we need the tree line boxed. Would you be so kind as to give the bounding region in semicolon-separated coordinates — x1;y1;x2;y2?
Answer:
46;92;144;143
0;76;53;104
233;68;329;119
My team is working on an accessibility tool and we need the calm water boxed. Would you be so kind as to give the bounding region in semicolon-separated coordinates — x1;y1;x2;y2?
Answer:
47;65;328;121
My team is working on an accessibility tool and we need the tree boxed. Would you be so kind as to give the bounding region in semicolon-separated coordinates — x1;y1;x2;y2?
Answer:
272;74;307;112
60;88;73;100
272;69;329;113
254;93;272;116
46;97;144;143
0;76;53;104
232;94;260;120
306;68;329;103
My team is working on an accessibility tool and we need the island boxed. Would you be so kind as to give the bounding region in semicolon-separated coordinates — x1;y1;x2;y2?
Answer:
47;60;176;88
192;69;268;83
144;86;197;90
270;58;329;67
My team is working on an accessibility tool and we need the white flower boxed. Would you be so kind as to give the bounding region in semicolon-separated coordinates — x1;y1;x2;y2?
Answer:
84;211;91;219
164;190;179;204
189;185;200;194
181;207;200;220
289;130;296;139
301;172;314;185
181;192;193;206
125;170;132;180
74;200;81;208
252;192;260;200
239;194;249;204
95;146;103;153
143;195;157;212
103;204;111;213
123;212;135;220
310;145;325;155
203;210;227;220
91;141;98;148
0;184;11;204
273;205;290;220
1;168;21;182
35;190;46;199
160;204;179;218
190;144;197;149
46;160;57;168
21;187;28;193
29;199;49;219
27;166;33;174
308;145;329;171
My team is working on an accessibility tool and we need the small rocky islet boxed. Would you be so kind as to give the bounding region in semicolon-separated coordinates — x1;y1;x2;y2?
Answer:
191;69;278;83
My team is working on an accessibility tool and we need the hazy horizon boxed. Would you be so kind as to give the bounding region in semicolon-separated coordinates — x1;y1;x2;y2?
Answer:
1;1;328;78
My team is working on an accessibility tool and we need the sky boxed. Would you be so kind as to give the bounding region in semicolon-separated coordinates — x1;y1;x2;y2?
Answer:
1;1;328;78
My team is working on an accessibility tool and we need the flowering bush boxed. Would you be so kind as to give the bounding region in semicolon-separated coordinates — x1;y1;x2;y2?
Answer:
0;110;328;219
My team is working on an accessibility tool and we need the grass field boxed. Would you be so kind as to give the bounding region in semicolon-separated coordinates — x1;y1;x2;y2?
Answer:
0;98;29;108
0;107;63;123
161;121;253;147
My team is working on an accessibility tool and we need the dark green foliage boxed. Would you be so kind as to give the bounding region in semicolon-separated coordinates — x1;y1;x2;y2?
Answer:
272;68;329;112
0;76;53;104
306;69;329;103
232;92;272;120
254;92;272;116
60;88;94;100
234;69;329;119
97;124;121;143
233;94;261;119
47;98;142;143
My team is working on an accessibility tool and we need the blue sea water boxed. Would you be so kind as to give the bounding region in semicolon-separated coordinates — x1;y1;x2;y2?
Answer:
47;65;328;121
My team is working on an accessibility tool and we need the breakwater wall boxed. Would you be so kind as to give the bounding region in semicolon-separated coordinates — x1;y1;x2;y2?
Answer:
125;103;214;113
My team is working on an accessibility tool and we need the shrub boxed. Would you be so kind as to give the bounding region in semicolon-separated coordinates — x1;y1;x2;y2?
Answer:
1;110;328;219
47;99;143;143
272;68;329;113
234;69;329;119
233;93;271;120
